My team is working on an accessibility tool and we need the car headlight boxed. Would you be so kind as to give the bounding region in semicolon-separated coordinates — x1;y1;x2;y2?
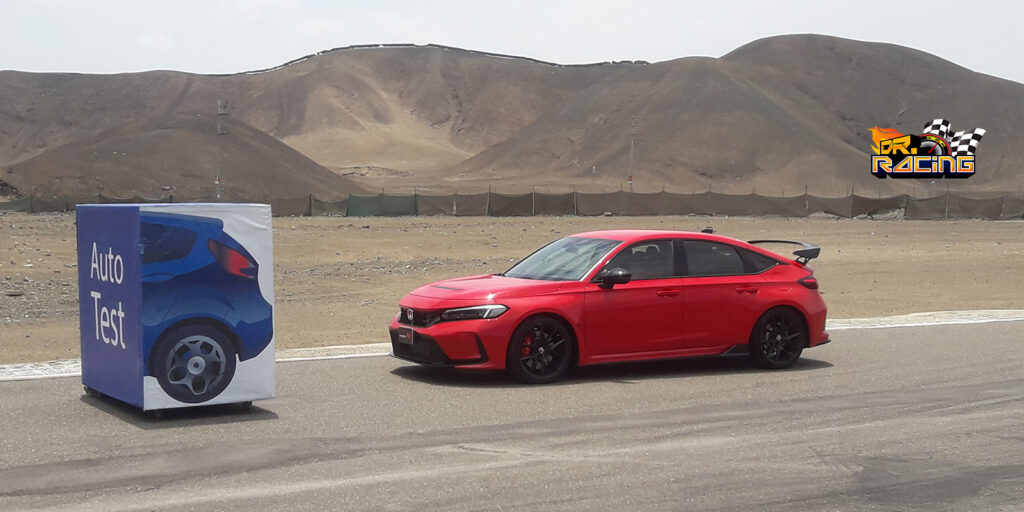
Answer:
440;304;508;321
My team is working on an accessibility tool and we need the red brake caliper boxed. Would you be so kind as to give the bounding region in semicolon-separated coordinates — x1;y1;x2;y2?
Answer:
521;334;533;357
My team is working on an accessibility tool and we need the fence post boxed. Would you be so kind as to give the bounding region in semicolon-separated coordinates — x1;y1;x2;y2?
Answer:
532;187;536;216
573;186;577;216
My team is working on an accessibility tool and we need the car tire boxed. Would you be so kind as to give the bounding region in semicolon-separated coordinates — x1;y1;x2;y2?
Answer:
506;315;575;384
151;324;237;403
749;308;806;369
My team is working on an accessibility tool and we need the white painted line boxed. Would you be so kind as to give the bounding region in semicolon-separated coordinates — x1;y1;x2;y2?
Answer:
828;318;1024;331
826;310;1024;330
2;310;1024;382
278;352;391;363
0;372;81;382
276;342;390;361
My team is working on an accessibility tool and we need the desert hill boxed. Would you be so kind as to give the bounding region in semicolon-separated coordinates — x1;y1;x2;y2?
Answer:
450;35;1024;195
10;113;358;200
0;71;363;200
1;35;1022;200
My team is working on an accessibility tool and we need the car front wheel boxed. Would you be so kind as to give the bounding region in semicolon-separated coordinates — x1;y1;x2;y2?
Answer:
506;316;574;384
749;308;806;369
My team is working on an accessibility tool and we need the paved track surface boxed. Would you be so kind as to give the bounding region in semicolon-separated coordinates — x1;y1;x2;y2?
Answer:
2;321;1023;511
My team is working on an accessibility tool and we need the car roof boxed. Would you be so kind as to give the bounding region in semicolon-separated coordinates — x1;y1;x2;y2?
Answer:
567;230;796;264
571;229;731;244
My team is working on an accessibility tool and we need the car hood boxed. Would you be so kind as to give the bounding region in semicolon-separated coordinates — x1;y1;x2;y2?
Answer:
408;274;564;301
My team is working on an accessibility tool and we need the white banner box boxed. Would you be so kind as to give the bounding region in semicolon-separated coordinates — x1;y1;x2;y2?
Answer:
77;203;275;411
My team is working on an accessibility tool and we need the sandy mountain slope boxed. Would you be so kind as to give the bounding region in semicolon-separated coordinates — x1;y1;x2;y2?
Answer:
7;113;360;200
1;36;1022;199
450;35;1024;195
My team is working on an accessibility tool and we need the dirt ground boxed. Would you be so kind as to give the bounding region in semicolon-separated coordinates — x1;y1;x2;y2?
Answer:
1;212;1022;364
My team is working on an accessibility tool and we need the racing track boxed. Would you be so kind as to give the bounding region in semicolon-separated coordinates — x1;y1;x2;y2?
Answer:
1;320;1023;511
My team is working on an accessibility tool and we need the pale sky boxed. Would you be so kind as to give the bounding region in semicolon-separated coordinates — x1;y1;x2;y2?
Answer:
2;0;1022;84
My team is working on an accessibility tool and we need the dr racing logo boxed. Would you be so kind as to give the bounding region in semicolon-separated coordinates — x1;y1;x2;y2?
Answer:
869;119;985;179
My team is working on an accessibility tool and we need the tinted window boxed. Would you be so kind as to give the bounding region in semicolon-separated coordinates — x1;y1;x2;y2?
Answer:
504;237;622;281
603;240;674;280
141;223;198;264
683;241;744;276
739;249;779;274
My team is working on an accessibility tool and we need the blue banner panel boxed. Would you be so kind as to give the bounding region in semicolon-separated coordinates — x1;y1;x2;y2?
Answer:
77;205;144;408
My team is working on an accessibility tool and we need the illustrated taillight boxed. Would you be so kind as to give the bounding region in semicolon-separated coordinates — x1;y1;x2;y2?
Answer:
797;274;818;290
208;240;257;278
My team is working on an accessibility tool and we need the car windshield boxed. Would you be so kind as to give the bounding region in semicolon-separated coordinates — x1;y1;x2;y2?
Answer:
503;236;622;281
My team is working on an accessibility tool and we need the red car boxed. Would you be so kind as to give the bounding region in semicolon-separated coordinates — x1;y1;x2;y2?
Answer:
389;230;829;383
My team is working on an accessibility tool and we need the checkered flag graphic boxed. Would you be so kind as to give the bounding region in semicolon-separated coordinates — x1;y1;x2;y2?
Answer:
922;118;952;141
949;128;986;156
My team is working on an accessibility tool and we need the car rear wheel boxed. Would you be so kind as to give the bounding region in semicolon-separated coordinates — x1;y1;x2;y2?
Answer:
152;324;237;403
506;316;574;384
749;308;806;369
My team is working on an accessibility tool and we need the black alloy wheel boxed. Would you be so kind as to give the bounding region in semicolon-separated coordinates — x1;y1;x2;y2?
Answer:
507;316;574;384
749;308;806;369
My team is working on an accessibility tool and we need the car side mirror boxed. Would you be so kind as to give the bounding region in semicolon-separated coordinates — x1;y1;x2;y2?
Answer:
598;268;632;289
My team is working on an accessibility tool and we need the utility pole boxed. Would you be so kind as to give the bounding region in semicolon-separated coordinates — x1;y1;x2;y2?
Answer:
629;117;635;174
628;117;635;194
216;99;230;200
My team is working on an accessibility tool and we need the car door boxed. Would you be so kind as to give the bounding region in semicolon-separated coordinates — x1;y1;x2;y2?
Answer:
678;240;772;349
583;240;685;356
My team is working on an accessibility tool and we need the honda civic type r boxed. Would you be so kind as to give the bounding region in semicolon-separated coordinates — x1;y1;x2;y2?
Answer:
389;230;829;383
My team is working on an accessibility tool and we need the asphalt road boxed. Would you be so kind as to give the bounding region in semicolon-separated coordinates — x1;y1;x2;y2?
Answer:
1;321;1023;511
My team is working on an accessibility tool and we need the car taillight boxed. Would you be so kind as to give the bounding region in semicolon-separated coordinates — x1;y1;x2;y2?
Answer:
798;275;818;290
208;240;257;278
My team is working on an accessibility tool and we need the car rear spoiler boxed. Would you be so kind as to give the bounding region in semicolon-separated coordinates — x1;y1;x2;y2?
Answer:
746;240;821;265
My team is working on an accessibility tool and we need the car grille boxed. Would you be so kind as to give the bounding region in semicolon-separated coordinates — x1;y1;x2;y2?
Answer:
397;307;441;327
390;330;452;365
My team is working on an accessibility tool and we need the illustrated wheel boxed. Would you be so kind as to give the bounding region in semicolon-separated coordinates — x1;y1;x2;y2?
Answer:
151;324;237;403
749;308;806;369
506;316;574;384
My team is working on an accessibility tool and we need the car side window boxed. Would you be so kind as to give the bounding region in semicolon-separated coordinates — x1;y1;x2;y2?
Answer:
603;240;674;280
739;249;779;274
683;241;744;277
141;223;197;264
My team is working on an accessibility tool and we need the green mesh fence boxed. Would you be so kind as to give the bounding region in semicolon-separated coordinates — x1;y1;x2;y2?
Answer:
381;194;416;216
347;194;383;217
3;192;1021;219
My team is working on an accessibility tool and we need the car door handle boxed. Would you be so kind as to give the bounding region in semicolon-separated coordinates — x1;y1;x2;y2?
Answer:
656;289;681;297
736;285;759;294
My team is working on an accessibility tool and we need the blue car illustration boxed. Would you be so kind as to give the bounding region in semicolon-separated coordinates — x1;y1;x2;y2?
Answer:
140;212;273;403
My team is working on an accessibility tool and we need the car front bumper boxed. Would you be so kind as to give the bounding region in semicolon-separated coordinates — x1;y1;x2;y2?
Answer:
387;309;518;370
389;328;489;366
